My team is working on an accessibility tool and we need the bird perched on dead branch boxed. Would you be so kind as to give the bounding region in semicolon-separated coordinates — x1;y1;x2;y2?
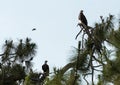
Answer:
78;10;88;27
76;10;89;39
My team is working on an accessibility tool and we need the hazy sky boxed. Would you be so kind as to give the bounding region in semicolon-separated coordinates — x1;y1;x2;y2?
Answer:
0;0;119;72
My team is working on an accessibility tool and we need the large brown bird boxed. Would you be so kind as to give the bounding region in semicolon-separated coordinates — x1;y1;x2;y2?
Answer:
42;60;49;75
78;10;88;26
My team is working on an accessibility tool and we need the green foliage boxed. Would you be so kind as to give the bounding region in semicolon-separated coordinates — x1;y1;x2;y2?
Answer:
22;15;120;85
0;37;37;85
1;13;120;85
45;68;79;85
24;72;39;85
72;14;120;85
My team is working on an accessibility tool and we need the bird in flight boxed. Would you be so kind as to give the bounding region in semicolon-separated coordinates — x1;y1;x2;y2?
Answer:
78;10;88;26
32;28;36;31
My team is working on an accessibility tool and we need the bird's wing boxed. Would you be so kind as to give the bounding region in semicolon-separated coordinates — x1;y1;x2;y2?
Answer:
32;28;36;31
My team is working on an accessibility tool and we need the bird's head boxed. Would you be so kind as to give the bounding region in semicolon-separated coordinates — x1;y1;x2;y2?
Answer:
45;60;48;64
80;10;83;13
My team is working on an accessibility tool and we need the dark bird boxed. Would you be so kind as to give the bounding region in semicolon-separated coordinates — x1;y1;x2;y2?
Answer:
32;28;36;31
42;60;49;75
78;10;88;26
5;40;7;44
29;57;33;61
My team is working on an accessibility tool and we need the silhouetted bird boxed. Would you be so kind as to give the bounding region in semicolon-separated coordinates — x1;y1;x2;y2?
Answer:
5;40;7;44
42;60;49;76
78;10;88;26
29;57;33;61
32;28;36;31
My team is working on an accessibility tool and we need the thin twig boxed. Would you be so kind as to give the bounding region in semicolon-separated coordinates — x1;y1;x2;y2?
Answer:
83;74;89;85
92;56;105;65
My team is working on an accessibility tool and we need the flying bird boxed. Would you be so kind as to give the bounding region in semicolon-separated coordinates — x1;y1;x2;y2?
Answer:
42;60;49;76
78;10;88;26
32;28;36;31
29;57;33;61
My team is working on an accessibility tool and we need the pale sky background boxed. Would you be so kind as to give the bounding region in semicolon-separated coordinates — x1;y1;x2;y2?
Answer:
0;0;119;74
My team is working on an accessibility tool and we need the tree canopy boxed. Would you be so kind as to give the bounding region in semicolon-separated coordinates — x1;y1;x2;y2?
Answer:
1;14;120;85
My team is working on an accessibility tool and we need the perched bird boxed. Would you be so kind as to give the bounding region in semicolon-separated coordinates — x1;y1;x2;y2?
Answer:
32;28;36;31
29;57;33;61
42;60;49;76
78;10;88;26
5;40;7;44
76;10;88;39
